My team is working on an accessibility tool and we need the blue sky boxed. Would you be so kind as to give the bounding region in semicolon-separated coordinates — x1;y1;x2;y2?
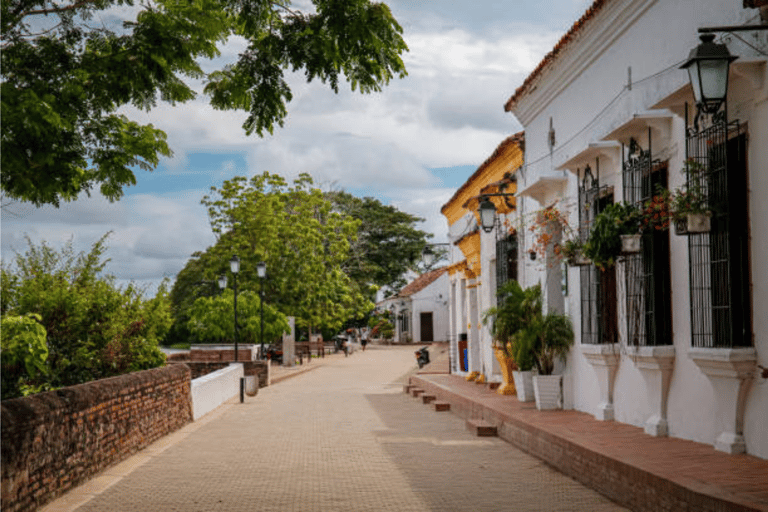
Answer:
1;0;593;294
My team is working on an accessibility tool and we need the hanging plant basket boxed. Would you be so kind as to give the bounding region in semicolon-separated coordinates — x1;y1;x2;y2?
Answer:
675;213;711;235
620;234;641;254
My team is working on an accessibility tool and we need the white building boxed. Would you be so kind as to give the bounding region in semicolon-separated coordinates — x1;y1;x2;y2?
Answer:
502;0;767;458
375;267;449;343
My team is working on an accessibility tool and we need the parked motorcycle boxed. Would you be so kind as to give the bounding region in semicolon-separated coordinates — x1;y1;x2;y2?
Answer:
415;346;430;368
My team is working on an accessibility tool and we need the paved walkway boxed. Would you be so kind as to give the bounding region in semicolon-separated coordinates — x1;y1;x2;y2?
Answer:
43;345;625;512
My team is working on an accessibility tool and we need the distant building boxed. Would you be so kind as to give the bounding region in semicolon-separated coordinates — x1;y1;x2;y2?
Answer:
375;267;449;343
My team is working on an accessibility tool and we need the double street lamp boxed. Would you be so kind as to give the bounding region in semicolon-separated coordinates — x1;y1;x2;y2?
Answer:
218;255;241;361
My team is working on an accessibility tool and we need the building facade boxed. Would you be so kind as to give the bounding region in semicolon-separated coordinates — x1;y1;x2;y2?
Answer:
501;0;767;458
441;134;524;382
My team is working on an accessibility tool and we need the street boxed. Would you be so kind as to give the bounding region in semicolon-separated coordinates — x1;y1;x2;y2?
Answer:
66;346;626;512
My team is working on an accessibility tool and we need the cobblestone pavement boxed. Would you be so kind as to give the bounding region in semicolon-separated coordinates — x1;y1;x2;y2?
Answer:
51;346;626;512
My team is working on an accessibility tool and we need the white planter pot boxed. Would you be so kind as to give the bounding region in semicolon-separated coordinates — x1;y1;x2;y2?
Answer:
686;213;711;233
620;234;641;254
244;375;259;397
512;370;535;402
533;374;562;410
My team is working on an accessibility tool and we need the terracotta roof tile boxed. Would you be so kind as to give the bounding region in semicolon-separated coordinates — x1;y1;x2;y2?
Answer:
398;267;447;297
504;0;608;112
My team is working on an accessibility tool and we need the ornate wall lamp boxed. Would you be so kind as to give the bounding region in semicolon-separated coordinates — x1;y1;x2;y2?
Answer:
477;193;516;233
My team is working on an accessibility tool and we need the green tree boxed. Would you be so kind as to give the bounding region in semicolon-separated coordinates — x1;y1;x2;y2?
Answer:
193;172;373;336
0;313;49;399
187;289;289;344
1;234;169;392
326;191;433;292
1;0;408;206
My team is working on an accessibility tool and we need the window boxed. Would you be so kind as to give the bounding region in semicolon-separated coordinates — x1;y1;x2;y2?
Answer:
579;165;618;345
686;121;751;348
623;137;672;347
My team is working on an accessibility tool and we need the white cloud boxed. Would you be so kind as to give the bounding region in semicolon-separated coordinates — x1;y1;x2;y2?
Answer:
6;0;586;294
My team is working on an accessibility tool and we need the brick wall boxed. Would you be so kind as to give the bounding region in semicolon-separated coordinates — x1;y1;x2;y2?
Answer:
1;365;192;512
189;348;255;361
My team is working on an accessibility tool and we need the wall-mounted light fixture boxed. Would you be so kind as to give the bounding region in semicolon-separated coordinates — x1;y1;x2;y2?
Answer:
477;193;516;233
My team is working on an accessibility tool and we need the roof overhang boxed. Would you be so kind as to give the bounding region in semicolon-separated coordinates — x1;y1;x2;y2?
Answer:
601;109;674;148
517;175;568;205
556;141;621;174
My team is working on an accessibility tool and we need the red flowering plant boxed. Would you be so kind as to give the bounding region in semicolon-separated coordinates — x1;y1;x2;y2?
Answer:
528;205;582;263
641;187;673;231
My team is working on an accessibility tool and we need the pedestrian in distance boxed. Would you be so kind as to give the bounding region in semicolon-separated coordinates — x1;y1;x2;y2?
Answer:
361;328;369;351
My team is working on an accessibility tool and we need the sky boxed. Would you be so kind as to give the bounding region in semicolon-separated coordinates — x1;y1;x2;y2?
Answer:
1;0;593;295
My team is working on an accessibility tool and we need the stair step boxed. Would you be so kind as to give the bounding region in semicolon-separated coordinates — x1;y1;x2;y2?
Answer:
411;388;425;397
433;401;451;412
466;419;497;437
422;394;436;404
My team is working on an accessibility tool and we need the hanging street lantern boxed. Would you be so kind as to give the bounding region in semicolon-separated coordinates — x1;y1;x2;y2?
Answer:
680;33;737;116
479;198;497;233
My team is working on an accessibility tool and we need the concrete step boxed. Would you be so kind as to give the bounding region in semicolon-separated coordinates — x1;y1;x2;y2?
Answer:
411;388;425;397
466;418;497;437
421;394;436;404
433;401;451;412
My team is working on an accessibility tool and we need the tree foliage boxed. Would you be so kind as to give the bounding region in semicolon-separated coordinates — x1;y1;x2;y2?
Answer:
169;172;373;339
1;313;49;398
1;0;408;206
326;191;432;292
187;289;289;345
0;234;169;398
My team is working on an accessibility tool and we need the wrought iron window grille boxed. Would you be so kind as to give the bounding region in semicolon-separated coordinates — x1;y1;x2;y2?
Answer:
684;102;752;349
579;163;618;345
622;134;673;348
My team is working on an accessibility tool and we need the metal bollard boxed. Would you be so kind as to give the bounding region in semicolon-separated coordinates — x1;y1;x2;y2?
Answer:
240;377;244;403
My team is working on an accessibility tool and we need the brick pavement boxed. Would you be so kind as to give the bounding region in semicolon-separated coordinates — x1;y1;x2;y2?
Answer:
42;345;626;512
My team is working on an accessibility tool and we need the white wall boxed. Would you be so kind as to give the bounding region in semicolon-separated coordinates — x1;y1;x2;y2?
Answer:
410;272;450;343
191;363;244;420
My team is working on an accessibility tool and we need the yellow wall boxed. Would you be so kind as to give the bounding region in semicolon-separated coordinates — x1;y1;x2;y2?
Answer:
441;136;523;227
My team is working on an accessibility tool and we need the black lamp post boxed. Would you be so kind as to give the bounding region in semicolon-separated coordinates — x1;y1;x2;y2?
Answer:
680;33;737;122
229;255;240;361
256;261;267;360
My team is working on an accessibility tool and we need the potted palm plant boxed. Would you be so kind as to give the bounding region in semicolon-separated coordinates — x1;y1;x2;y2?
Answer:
527;312;574;410
482;281;540;400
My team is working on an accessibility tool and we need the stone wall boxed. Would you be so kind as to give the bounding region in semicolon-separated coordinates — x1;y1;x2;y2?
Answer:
1;365;192;512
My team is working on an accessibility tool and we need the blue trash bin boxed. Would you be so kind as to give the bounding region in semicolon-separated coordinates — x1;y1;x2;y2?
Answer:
462;348;468;371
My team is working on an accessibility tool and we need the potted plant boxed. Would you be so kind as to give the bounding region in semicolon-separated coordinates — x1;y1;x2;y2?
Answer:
671;160;711;234
556;238;590;266
482;281;541;399
583;202;642;270
513;306;574;410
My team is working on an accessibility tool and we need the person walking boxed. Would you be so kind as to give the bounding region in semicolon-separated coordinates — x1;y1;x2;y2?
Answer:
361;328;369;351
